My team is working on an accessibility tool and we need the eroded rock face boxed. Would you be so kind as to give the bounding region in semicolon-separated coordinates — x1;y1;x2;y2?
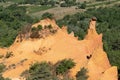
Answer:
0;19;118;80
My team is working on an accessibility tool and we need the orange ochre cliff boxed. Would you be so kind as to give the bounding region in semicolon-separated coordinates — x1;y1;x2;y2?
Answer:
0;18;118;80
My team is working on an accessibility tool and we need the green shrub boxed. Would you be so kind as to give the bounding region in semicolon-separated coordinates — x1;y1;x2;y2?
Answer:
23;62;53;80
0;63;6;73
48;25;52;29
31;27;37;32
76;67;88;80
55;59;75;75
41;12;54;19
79;3;86;9
60;0;76;7
21;59;76;80
60;3;68;7
37;25;42;31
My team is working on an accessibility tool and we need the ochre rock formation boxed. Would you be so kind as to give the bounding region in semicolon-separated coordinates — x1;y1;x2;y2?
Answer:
0;19;118;80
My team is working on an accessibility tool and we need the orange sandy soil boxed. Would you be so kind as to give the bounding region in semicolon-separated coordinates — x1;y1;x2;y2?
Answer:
0;19;118;80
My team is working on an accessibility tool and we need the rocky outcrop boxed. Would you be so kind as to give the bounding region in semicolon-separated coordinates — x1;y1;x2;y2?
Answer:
0;18;118;80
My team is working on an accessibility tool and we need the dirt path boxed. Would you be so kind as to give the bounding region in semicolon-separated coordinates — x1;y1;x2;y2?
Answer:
86;0;120;9
30;6;85;20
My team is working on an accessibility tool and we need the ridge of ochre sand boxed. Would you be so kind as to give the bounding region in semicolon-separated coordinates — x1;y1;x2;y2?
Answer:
0;19;118;80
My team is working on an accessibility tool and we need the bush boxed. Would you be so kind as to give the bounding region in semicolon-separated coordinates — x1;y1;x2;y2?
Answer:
41;12;54;19
21;59;75;80
37;25;42;31
31;27;37;32
79;3;86;9
60;0;76;7
47;25;52;29
60;3;68;7
76;67;88;80
22;62;53;80
0;63;6;73
55;59;75;75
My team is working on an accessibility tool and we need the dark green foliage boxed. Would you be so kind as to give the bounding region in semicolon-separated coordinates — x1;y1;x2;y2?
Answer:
44;25;52;29
23;0;76;7
0;4;34;47
0;0;5;2
31;25;42;32
57;12;90;39
78;3;86;9
49;0;56;7
41;12;54;19
55;59;75;75
0;63;5;73
22;62;53;80
31;27;38;32
48;25;52;29
37;25;42;31
60;0;76;7
21;59;75;80
76;68;88;80
60;3;68;7
108;50;120;69
23;0;56;6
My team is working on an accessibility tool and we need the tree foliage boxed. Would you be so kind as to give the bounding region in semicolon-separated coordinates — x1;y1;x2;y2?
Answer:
23;0;56;6
41;12;54;19
60;0;76;7
21;59;75;80
0;63;5;73
24;62;53;80
0;4;35;47
78;3;86;9
55;59;76;75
